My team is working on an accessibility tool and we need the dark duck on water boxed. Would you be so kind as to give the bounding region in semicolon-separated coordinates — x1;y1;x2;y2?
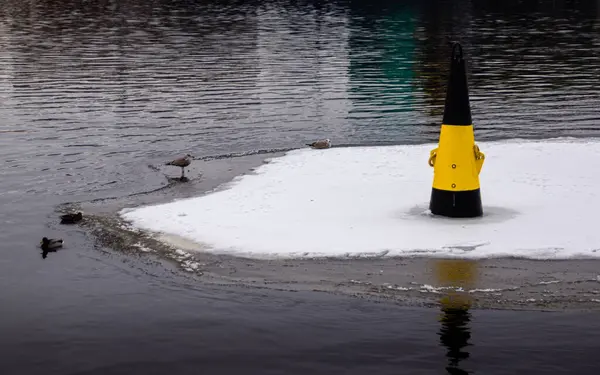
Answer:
40;237;63;259
60;212;82;224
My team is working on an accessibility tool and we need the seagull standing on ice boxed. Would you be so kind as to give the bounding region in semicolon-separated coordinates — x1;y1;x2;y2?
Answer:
165;154;193;180
306;139;331;149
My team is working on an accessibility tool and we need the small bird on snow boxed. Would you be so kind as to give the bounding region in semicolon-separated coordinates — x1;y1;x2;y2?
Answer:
165;154;193;180
306;139;331;149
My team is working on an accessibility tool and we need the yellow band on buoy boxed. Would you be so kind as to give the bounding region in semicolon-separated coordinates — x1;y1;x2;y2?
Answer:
431;124;483;192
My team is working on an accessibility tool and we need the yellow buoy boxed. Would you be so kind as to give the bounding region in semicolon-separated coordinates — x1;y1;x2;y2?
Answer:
428;42;485;218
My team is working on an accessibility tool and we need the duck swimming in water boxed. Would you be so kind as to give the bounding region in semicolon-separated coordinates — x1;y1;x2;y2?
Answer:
40;237;63;250
40;237;63;259
60;212;83;224
165;154;193;180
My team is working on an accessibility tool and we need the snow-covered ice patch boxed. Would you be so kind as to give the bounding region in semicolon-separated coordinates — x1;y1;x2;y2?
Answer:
121;137;600;260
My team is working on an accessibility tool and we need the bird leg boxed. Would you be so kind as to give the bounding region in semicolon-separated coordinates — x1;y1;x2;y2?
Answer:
180;167;185;179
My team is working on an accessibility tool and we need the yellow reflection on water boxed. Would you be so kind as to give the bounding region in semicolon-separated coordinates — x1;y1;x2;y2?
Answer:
435;259;478;309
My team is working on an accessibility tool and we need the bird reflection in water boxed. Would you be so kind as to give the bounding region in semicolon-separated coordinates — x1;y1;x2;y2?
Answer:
434;259;477;375
41;248;57;259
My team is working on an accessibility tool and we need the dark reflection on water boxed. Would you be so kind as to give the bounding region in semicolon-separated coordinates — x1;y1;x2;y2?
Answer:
413;0;600;135
439;307;472;375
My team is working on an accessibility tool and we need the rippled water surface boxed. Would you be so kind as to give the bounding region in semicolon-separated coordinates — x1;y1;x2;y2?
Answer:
1;0;600;374
1;0;599;200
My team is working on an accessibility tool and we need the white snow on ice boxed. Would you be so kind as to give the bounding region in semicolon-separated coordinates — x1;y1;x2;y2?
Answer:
121;137;600;260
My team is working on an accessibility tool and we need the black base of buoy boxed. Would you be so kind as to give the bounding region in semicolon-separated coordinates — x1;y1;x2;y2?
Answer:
429;188;483;218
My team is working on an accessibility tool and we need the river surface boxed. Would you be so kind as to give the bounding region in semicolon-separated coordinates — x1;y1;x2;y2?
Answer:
1;0;600;374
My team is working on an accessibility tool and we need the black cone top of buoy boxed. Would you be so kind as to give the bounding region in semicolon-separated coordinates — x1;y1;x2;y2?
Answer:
442;42;472;126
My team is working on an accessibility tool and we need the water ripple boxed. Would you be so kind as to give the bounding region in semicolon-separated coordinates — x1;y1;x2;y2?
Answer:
0;0;599;207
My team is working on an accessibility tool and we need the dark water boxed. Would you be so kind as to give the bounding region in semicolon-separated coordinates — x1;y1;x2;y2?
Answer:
1;0;600;373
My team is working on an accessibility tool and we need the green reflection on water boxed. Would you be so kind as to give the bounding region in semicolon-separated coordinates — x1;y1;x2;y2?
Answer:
348;5;417;115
